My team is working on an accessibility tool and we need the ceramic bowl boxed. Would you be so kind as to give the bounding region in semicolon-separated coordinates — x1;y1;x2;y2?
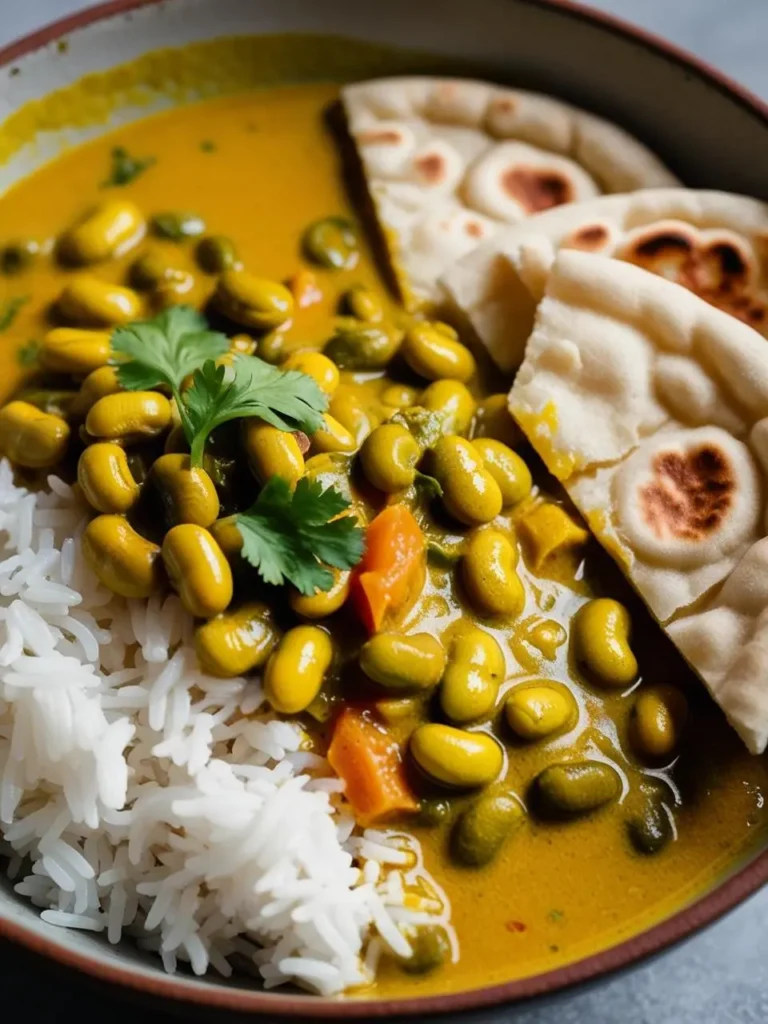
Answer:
1;0;767;1016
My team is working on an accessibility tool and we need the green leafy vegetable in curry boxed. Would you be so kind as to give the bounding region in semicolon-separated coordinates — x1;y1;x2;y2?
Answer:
0;295;28;332
101;145;156;188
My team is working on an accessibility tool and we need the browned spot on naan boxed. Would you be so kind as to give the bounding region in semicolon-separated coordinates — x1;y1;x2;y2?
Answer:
753;231;768;265
501;168;574;213
414;151;448;185
640;445;734;543
465;220;485;238
707;242;749;280
491;96;517;116
719;295;768;325
436;83;459;103
620;227;767;329
565;224;611;252
631;230;693;261
358;129;404;146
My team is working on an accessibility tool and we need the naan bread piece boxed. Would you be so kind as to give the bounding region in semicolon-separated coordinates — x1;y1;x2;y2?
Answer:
341;77;677;308
509;251;768;624
667;539;768;754
442;189;768;370
569;427;763;623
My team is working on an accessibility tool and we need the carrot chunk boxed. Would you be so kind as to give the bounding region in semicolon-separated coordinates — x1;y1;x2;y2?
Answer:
328;707;419;826
350;504;425;633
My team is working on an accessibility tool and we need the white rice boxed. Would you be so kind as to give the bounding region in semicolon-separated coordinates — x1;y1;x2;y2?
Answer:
0;460;454;995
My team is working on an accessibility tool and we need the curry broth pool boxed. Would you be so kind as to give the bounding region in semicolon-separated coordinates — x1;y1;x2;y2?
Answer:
0;81;766;999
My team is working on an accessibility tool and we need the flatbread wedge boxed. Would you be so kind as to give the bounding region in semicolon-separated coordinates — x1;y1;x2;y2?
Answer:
668;538;768;754
341;77;677;309
508;250;768;753
441;188;768;371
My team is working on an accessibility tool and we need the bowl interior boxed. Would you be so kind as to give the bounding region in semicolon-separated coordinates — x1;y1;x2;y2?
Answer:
3;0;768;197
1;0;768;1016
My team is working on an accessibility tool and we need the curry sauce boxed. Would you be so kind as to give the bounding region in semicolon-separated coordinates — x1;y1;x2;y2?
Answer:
0;82;766;1000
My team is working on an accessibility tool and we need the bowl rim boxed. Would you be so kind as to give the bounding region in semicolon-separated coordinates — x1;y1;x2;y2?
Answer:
1;0;768;1016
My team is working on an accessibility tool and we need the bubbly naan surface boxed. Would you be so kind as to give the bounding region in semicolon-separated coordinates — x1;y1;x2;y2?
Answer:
509;250;768;752
341;77;677;308
442;189;768;370
568;427;762;623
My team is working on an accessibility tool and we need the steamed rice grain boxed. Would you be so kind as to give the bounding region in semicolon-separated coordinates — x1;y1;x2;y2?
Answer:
0;460;453;994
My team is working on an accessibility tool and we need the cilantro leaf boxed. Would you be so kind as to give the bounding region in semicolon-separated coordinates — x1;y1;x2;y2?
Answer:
101;146;156;188
184;356;327;465
111;306;229;394
235;476;365;595
110;307;328;468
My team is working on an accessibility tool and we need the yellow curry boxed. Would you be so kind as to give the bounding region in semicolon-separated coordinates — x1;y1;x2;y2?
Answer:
0;78;766;1000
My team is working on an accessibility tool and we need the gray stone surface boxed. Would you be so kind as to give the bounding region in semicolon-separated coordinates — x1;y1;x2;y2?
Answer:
0;1;767;1021
582;0;768;99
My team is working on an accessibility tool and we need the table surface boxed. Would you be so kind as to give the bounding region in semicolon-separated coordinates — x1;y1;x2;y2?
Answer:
1;1;767;1021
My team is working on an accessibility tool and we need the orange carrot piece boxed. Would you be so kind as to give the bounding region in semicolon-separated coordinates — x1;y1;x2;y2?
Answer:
287;268;322;308
328;707;419;826
350;504;425;633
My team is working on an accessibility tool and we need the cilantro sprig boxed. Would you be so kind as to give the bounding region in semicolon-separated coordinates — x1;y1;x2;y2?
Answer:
184;357;326;465
109;307;357;592
235;476;365;595
111;307;228;393
110;306;327;467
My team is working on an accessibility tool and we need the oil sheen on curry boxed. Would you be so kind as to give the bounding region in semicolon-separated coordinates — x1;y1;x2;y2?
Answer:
0;81;766;1000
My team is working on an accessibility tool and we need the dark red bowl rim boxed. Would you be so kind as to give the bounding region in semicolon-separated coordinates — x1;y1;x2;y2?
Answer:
1;0;767;1016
